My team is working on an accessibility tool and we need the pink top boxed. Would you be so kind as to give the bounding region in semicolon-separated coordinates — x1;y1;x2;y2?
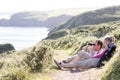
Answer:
92;49;107;58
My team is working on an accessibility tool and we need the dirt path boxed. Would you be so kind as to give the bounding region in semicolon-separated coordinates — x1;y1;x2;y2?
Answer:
51;50;102;80
51;68;101;80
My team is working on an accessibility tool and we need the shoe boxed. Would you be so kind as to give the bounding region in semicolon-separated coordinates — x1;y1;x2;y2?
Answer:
54;60;62;69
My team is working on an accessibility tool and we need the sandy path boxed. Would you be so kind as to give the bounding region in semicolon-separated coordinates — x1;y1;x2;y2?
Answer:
51;50;102;80
51;68;101;80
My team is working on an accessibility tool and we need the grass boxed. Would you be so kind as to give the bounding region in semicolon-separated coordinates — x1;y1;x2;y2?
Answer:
0;20;120;80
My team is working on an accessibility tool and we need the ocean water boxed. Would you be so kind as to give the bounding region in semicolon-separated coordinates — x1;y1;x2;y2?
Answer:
0;27;49;50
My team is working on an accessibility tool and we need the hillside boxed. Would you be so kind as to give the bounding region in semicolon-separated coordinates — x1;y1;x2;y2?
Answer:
50;6;120;34
0;6;120;80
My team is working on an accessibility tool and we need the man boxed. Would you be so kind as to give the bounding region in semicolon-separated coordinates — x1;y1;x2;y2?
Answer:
60;40;101;64
54;40;103;69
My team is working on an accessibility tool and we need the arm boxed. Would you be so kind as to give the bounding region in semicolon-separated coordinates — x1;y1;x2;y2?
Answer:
92;49;107;58
82;45;94;53
82;45;89;52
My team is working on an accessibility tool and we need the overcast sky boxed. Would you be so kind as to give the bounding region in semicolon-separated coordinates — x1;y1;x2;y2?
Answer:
0;0;120;13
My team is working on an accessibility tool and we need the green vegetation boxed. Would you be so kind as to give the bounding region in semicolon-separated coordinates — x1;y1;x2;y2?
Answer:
2;70;33;80
0;46;53;80
24;46;53;72
0;43;15;53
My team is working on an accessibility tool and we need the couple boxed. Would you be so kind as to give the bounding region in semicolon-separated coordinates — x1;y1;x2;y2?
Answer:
54;37;114;70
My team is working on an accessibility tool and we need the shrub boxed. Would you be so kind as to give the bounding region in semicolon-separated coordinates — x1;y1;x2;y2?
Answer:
47;30;68;39
24;47;53;73
112;29;120;40
0;43;15;53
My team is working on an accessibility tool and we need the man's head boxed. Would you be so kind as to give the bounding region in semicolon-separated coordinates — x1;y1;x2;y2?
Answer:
94;40;103;51
104;37;112;46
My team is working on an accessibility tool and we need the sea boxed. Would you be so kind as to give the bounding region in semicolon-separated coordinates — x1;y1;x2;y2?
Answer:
0;26;49;50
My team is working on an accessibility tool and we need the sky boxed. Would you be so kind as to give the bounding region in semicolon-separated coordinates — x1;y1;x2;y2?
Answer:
1;0;120;13
0;0;120;18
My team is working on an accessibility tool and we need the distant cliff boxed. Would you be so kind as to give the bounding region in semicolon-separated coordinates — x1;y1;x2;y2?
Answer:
0;12;72;29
